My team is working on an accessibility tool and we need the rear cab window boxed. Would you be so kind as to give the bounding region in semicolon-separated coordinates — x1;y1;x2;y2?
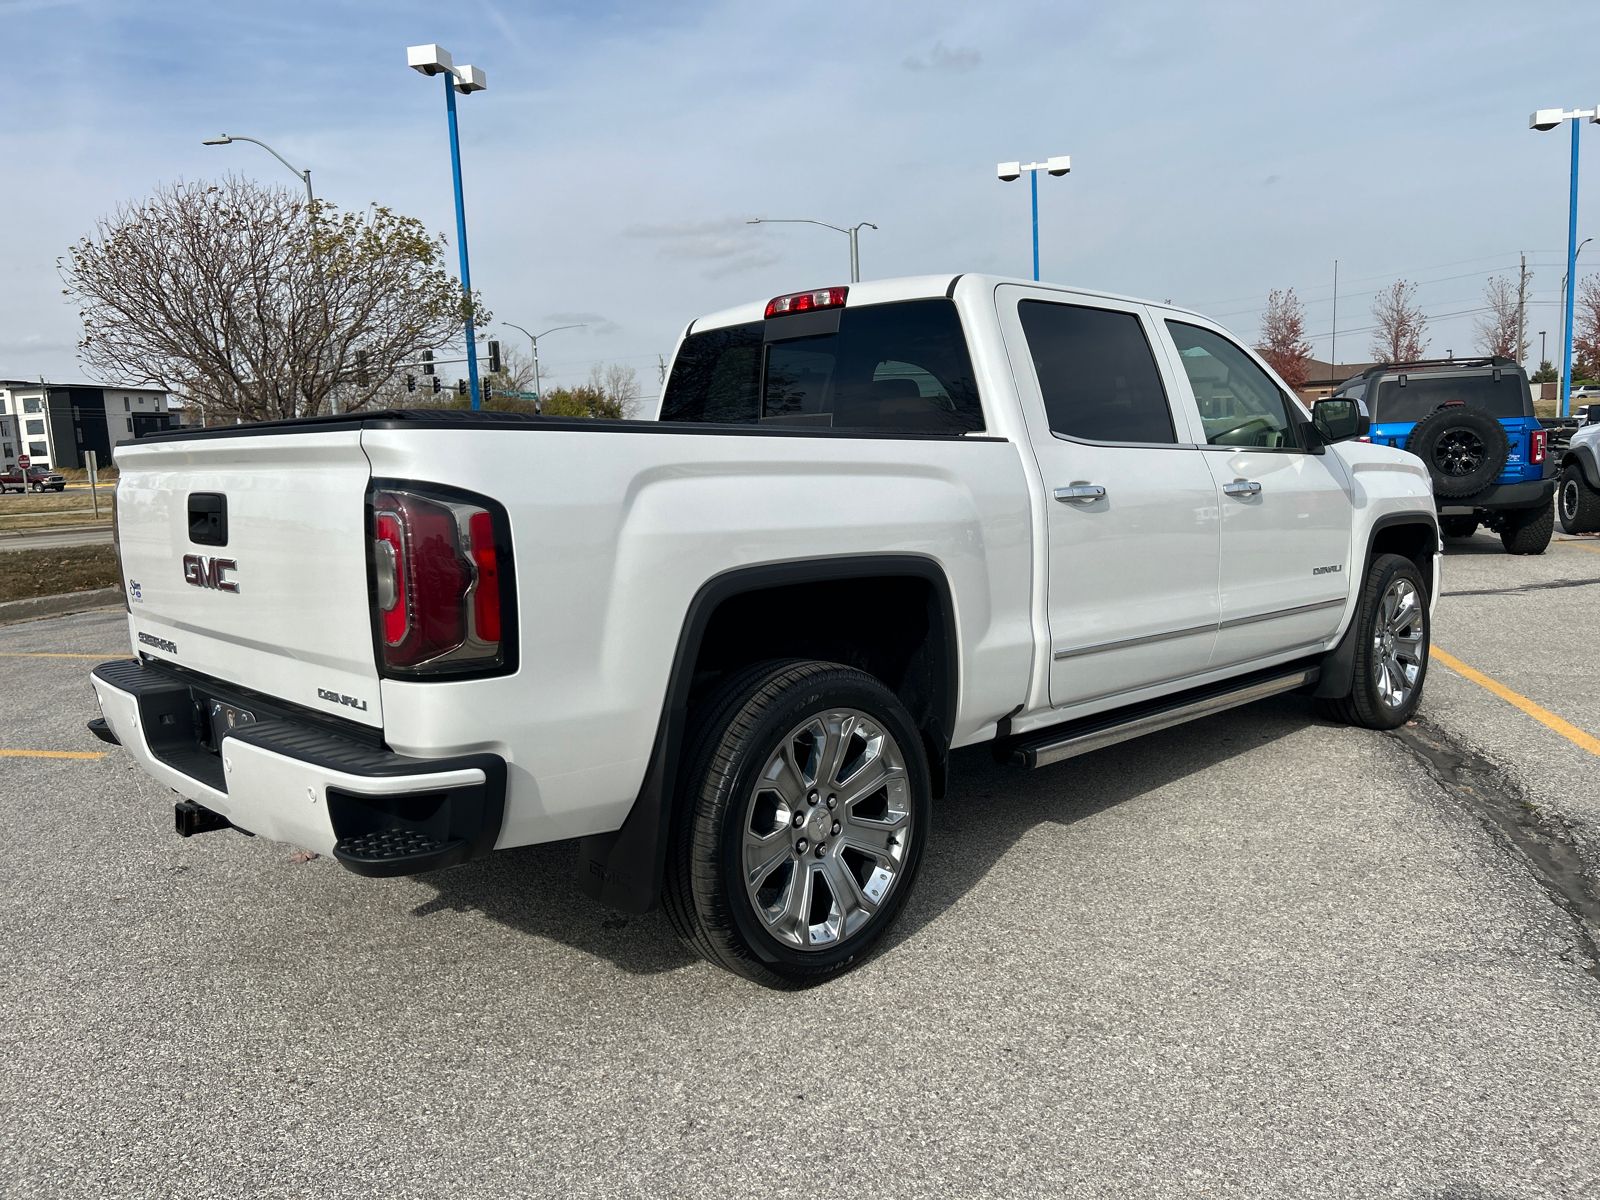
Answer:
660;299;984;433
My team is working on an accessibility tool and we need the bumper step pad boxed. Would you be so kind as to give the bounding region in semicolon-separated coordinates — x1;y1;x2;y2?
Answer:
335;829;467;875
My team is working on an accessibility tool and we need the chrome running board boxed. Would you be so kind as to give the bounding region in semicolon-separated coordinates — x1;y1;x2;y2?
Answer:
1009;663;1322;769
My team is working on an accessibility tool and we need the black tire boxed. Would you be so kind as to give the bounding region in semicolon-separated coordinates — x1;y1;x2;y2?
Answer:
1439;515;1479;538
1499;502;1553;555
663;659;931;988
1315;553;1429;730
1404;407;1509;498
1558;464;1600;534
30;482;43;493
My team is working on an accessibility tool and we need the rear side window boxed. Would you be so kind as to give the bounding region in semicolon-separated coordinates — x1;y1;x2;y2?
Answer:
1371;373;1529;424
1166;321;1303;449
1018;301;1176;443
660;300;983;433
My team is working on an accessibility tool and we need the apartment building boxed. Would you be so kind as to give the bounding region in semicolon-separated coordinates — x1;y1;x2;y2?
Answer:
0;381;176;470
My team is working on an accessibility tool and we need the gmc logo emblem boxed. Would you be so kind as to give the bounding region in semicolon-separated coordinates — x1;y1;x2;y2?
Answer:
183;554;239;593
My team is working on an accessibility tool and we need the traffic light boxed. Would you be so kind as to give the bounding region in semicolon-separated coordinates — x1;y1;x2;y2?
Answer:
431;376;441;395
355;350;370;388
487;340;502;373
457;379;468;397
406;375;416;393
422;349;435;377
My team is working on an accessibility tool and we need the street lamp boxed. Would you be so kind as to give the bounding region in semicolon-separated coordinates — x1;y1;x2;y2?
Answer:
746;218;878;283
502;322;586;410
1541;331;1548;364
1530;105;1599;416
409;44;488;410
203;133;328;414
997;155;1070;282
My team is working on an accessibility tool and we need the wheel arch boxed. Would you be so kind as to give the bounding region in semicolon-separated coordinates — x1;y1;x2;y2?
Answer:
1562;444;1600;490
576;554;959;915
1313;513;1437;700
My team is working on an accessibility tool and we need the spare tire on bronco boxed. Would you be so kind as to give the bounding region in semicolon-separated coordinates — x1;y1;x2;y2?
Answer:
1404;406;1509;497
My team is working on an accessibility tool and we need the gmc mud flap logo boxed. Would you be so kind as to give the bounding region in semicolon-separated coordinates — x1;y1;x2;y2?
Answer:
183;554;238;593
317;687;368;712
1312;564;1343;576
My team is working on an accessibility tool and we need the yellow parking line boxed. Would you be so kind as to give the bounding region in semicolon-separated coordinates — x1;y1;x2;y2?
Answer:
1430;646;1600;757
1;749;106;759
1558;540;1600;554
0;653;128;659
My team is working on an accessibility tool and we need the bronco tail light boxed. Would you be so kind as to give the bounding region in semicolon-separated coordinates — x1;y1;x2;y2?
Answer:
1530;427;1547;465
367;482;516;679
765;286;848;318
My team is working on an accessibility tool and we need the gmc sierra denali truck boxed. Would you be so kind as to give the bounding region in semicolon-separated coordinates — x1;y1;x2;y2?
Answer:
89;274;1439;987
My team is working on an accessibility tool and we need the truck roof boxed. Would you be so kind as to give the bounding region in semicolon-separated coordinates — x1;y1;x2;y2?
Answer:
686;273;1212;333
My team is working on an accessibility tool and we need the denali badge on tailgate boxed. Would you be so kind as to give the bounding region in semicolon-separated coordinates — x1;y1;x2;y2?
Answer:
183;554;238;593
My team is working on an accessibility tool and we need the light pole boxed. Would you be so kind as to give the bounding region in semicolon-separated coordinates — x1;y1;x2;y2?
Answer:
1541;331;1548;365
203;133;330;415
1530;105;1599;416
997;156;1070;281
746;219;877;283
409;45;488;410
502;322;586;409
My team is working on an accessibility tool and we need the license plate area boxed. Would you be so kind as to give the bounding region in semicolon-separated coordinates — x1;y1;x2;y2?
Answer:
207;699;256;748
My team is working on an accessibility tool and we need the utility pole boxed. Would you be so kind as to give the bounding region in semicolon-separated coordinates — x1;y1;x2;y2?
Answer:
658;354;668;386
1517;252;1529;366
1330;260;1338;389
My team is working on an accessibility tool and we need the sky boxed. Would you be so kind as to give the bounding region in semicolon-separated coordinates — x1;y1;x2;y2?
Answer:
3;0;1598;390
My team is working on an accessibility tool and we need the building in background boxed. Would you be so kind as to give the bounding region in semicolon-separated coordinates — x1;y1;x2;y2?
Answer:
1297;360;1379;405
0;381;176;471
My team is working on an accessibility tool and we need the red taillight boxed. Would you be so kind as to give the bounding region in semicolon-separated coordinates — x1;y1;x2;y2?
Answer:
1530;427;1547;464
370;487;510;676
468;511;500;642
765;286;848;318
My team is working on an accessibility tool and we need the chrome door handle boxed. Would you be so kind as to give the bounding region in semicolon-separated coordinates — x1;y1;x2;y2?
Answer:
1054;484;1106;503
1223;479;1262;496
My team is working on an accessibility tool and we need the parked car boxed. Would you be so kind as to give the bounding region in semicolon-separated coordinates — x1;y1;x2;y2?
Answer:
0;465;66;493
1333;357;1555;553
1557;401;1600;534
88;274;1439;986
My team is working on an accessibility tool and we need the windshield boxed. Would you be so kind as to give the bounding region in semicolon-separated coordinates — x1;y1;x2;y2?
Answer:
1371;372;1528;424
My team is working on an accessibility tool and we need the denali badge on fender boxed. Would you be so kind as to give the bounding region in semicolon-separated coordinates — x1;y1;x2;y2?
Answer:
183;554;239;593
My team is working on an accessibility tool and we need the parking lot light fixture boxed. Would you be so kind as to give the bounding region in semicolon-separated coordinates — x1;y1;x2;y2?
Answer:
202;133;313;206
997;156;1070;281
746;218;878;283
1529;105;1599;417
409;44;489;410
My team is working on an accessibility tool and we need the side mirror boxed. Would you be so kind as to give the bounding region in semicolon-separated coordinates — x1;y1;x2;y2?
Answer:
1313;396;1370;444
1587;405;1600;426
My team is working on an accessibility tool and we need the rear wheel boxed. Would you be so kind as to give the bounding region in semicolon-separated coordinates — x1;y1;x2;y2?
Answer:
1558;465;1600;534
1316;553;1429;730
1499;502;1553;555
663;660;931;988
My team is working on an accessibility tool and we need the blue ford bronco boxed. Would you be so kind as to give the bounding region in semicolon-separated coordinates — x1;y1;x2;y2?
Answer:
1333;357;1555;554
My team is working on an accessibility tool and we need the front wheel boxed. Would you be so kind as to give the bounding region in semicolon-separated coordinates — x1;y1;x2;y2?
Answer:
664;660;931;988
1558;465;1600;534
1499;503;1553;555
1316;553;1430;730
30;482;43;493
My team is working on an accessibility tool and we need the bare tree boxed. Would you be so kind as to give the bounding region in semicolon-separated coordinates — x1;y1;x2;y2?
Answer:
1575;274;1600;382
1369;279;1430;363
541;363;644;420
1473;274;1527;361
62;177;480;423
1255;288;1313;390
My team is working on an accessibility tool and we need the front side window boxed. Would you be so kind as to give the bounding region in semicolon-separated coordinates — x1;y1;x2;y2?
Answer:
660;300;983;433
1167;321;1303;449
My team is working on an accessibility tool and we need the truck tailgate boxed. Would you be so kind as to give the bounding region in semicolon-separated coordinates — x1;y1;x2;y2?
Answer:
115;431;381;727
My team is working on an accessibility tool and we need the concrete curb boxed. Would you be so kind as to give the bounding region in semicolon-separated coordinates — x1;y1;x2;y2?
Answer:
0;588;123;625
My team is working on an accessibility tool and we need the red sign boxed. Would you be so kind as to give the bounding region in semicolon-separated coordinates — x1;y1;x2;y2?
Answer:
16;455;29;470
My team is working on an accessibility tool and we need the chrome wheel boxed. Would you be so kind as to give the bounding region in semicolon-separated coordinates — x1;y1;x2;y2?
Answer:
1371;576;1424;709
740;708;912;951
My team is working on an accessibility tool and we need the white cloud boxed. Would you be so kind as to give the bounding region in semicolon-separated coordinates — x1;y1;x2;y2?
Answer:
903;41;981;73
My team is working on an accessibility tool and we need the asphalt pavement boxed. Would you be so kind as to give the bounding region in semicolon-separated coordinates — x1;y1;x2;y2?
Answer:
2;538;1599;1198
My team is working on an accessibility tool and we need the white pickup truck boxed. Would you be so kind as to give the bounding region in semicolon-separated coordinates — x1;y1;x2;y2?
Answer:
90;274;1439;986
